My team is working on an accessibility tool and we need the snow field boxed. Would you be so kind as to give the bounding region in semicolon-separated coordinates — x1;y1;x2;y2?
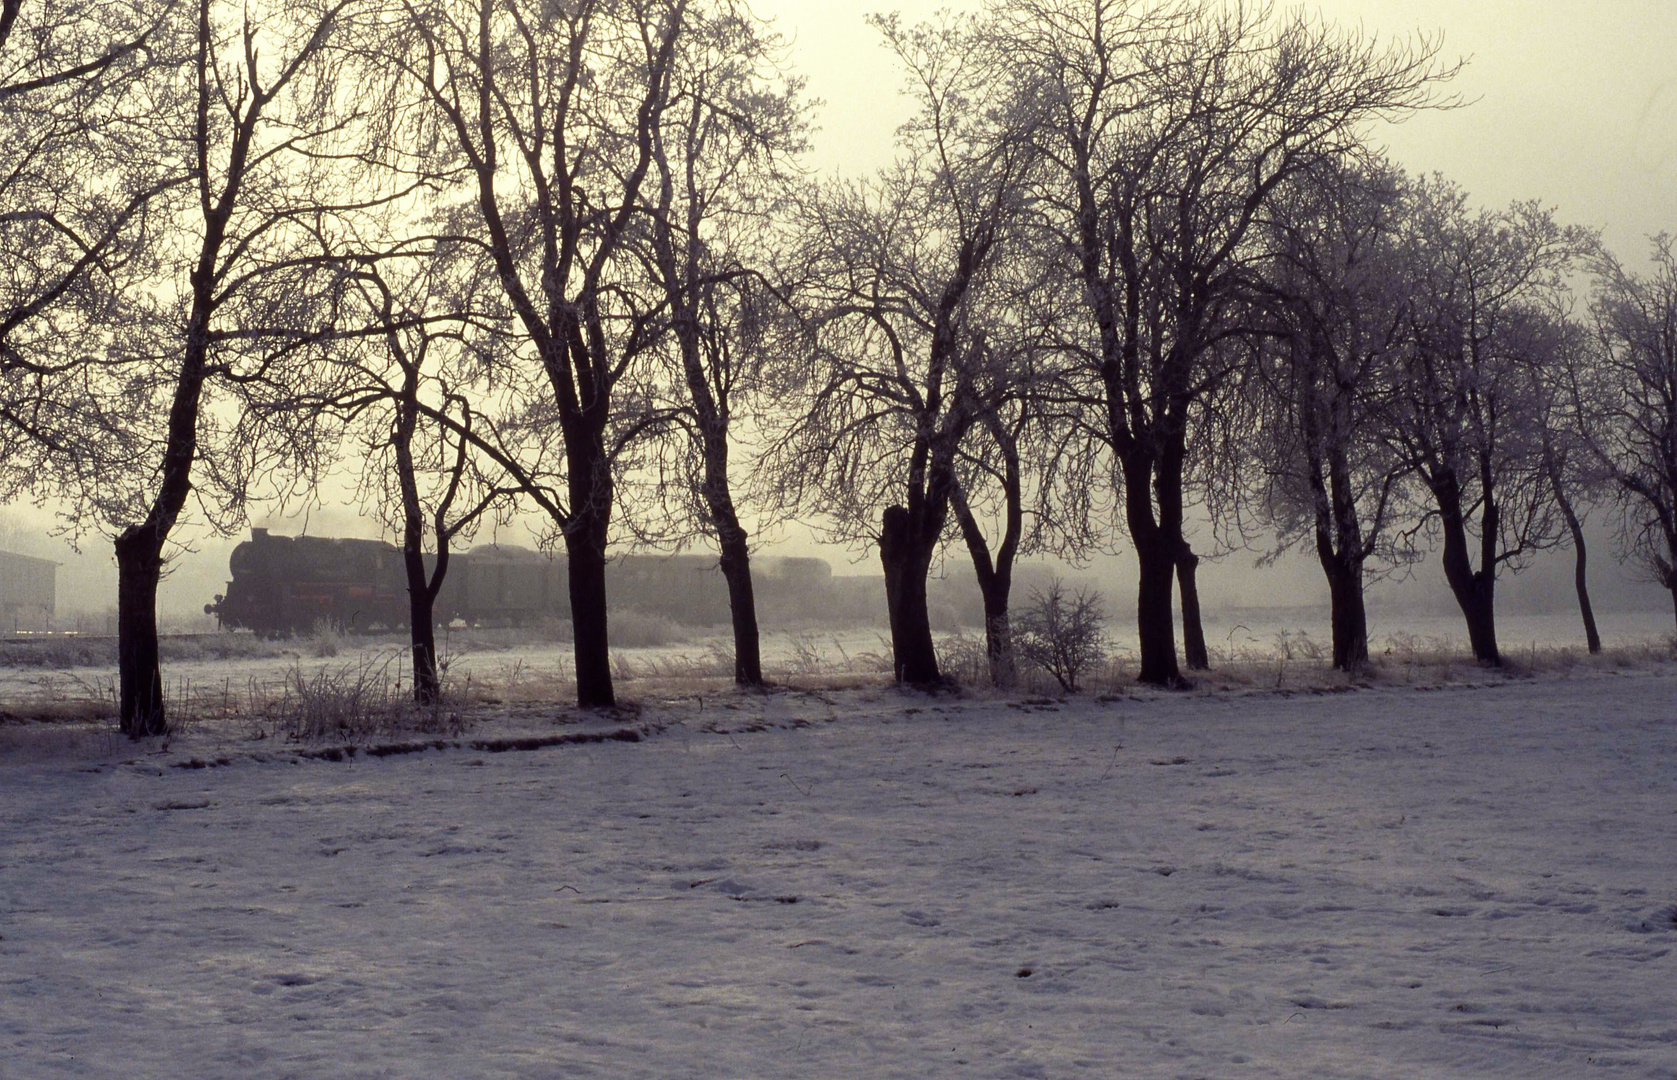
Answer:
2;674;1675;1078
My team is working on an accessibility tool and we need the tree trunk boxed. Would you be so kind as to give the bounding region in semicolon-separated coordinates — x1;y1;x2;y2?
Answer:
1303;399;1375;671
1176;548;1209;670
1311;467;1370;671
556;387;618;708
115;527;166;737
1134;533;1182;687
1320;552;1369;670
115;264;211;732
394;383;444;705
951;477;1019;688
698;428;762;685
716;523;762;686
115;301;209;734
1437;500;1500;665
403;546;441;706
1121;448;1183;687
565;520;615;709
979;582;1017;689
1547;455;1600;654
1452;581;1499;665
880;505;940;685
1573;543;1601;654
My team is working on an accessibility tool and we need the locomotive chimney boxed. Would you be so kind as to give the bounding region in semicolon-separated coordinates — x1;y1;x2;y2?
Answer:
251;527;269;540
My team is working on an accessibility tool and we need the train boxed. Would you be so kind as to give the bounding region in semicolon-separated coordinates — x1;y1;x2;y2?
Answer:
205;527;840;636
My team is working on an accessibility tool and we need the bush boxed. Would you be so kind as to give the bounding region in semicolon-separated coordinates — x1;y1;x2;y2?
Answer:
0;637;115;668
162;633;292;663
1273;628;1324;662
610;608;689;648
1014;579;1107;693
936;631;990;686
307;617;347;658
267;656;466;742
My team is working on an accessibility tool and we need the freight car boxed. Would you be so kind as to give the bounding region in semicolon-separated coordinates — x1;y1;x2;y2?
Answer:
205;528;836;636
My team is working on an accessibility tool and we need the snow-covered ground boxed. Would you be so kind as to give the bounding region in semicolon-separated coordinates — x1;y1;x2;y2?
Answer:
2;671;1675;1078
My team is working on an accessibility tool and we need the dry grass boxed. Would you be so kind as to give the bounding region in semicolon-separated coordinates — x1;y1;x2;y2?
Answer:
467;656;574;705
4;652;472;744
0;631;334;669
254;656;469;742
3;622;1673;752
0;721;120;761
610;609;691;648
585;624;1677;699
0;658;472;756
0;698;114;724
0;637;117;668
917;625;1677;699
1062;633;1677;697
305;618;348;658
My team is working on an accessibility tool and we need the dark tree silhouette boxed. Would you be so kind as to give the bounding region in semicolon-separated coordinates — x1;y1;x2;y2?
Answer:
950;411;1029;688
775;12;1034;686
105;0;369;736
366;0;693;708
1587;235;1677;628
1252;161;1415;670
997;0;1448;685
308;253;515;704
947;268;1103;688
636;6;808;686
1527;314;1604;653
1386;179;1589;665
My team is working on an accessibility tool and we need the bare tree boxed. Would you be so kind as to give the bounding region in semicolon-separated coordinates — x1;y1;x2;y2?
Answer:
774;12;1034;686
947;261;1105;688
998;0;1449;685
949;407;1030;688
636;3;807;685
1251;160;1415;669
1385;178;1590;665
90;0;376;736
1587;234;1677;627
309;251;515;703
369;0;691;709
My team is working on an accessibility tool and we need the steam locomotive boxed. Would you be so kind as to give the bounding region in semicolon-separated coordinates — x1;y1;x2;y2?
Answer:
205;527;837;636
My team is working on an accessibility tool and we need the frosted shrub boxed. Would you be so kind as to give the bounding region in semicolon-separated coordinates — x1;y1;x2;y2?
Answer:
609;609;689;648
308;617;347;658
936;631;990;686
1274;628;1324;662
1014;579;1107;693
784;632;827;674
269;657;465;741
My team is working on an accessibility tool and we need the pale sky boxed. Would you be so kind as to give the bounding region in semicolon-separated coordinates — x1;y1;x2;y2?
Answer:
760;0;1676;257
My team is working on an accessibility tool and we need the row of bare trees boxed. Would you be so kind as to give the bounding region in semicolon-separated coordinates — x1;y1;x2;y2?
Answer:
3;0;1675;736
1245;165;1677;673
